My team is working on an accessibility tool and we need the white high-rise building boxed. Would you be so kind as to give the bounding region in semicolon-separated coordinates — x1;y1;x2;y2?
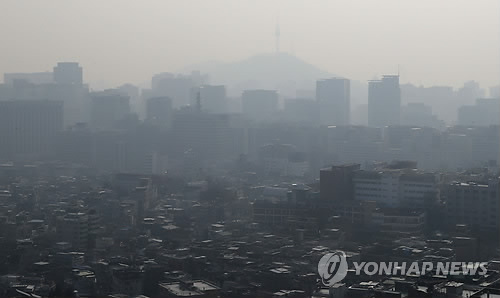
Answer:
354;170;437;208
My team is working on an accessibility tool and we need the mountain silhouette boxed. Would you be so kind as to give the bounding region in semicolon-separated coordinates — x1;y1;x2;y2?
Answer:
183;52;331;96
183;52;367;105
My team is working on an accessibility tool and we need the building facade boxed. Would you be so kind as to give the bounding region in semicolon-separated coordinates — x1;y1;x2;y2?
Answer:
444;179;500;231
368;75;401;127
316;78;350;126
0;100;63;160
242;89;279;122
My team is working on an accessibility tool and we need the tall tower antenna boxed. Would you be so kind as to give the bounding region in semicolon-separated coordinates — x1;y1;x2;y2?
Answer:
275;21;280;53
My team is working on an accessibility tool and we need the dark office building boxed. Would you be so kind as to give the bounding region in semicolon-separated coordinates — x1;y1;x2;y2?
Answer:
320;164;360;202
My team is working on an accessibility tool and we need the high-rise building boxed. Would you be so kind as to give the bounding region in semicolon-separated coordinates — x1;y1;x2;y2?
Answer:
0;100;63;159
191;85;227;114
458;98;500;126
320;164;360;202
53;62;89;126
90;91;130;130
149;72;208;108
55;124;93;165
0;67;90;127
171;109;234;160
58;212;89;250
117;84;141;115
445;179;499;231
53;62;83;85
316;78;350;126
146;96;173;128
368;75;401;127
401;103;443;129
457;80;485;106
283;98;319;125
401;84;455;123
241;90;278;122
353;169;437;208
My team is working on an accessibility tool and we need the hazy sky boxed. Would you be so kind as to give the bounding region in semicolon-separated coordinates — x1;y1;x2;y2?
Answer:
1;0;498;89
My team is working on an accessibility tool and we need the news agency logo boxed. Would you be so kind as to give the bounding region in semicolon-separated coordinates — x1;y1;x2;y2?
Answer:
317;251;348;286
318;250;488;287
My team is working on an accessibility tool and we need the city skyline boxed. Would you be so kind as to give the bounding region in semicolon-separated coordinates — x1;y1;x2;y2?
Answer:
0;0;498;89
0;3;500;297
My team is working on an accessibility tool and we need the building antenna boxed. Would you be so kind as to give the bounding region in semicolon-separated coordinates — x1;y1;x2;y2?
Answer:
397;64;400;77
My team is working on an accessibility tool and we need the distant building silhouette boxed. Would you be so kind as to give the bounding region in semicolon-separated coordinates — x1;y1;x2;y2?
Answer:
4;72;53;85
258;143;308;177
368;75;401;127
90;90;130;130
401;84;455;123
148;72;208;108
401;103;443;129
191;85;227;114
0;63;90;127
457;80;485;106
316;78;350;126
242;89;278;122
0;100;63;159
146;96;173;128
490;85;500;98
53;62;83;85
171;108;236;161
283;98;319;125
458;98;500;126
